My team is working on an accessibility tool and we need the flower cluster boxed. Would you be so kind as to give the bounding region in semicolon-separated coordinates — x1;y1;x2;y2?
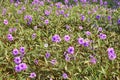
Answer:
12;47;28;72
7;34;14;41
4;19;8;25
107;48;116;60
52;34;61;43
78;38;91;47
24;15;32;25
99;33;107;40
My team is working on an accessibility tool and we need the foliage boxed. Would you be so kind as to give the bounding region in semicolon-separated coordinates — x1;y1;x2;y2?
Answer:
0;0;120;80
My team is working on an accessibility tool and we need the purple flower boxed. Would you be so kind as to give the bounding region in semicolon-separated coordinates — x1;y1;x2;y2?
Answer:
88;11;91;14
108;16;111;21
19;63;27;70
12;48;19;56
7;34;13;41
45;52;51;59
32;33;36;39
8;27;17;33
104;1;107;5
65;54;70;62
34;59;38;65
90;55;97;64
65;25;70;30
83;40;90;47
67;46;74;54
79;26;83;30
52;34;61;43
29;72;36;78
50;59;57;65
4;19;8;25
107;48;115;54
96;15;100;20
64;0;69;4
13;27;17;32
64;13;69;18
100;0;103;5
15;65;22;72
39;1;44;6
118;2;120;6
74;0;78;3
44;10;51;16
14;56;22;64
117;19;120;24
64;51;67;55
59;10;64;15
62;73;68;79
24;15;32;25
32;0;40;5
92;0;97;2
8;28;13;33
47;0;51;3
78;37;84;45
55;2;62;8
21;6;26;11
19;47;25;53
64;35;70;42
81;15;85;21
17;10;22;14
14;3;18;7
108;53;116;60
85;31;91;36
98;27;102;32
50;3;53;7
16;0;20;3
107;48;116;60
8;0;13;3
56;10;60;16
44;19;49;25
82;0;87;3
99;33;106;40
